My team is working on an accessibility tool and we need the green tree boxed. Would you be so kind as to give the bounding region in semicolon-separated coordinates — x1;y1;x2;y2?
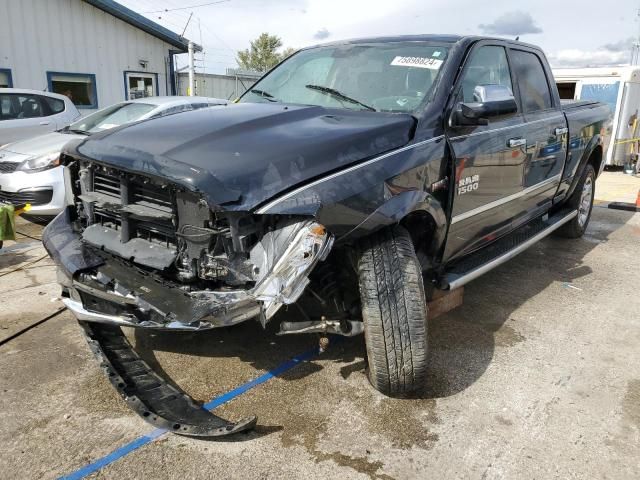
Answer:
236;33;296;72
280;47;297;61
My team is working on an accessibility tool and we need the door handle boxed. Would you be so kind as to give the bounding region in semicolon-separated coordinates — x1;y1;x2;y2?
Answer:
554;127;568;136
39;121;50;125
508;137;526;148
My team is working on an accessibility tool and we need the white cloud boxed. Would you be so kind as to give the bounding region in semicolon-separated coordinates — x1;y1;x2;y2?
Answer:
547;48;630;67
603;37;635;52
479;11;542;36
313;28;330;40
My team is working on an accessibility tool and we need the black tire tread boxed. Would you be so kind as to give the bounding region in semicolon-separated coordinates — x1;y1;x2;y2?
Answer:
555;163;595;238
358;225;428;396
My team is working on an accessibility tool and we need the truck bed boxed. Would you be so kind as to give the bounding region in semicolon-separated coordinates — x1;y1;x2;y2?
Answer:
560;99;601;110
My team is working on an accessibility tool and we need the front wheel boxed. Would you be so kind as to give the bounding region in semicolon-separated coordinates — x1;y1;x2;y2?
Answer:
555;164;595;238
357;225;428;396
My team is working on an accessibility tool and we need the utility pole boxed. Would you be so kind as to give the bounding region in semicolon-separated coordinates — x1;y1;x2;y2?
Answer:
633;7;640;65
188;41;195;96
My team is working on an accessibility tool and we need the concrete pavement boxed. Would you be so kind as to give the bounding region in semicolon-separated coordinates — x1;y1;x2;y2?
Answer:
0;173;638;479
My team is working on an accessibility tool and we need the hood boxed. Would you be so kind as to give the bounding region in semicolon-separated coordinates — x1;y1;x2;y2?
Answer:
2;131;84;158
71;103;415;210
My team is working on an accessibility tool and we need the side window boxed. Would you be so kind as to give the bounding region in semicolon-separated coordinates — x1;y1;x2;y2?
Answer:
40;95;65;115
460;46;513;103
0;95;16;120
0;94;45;120
510;50;552;113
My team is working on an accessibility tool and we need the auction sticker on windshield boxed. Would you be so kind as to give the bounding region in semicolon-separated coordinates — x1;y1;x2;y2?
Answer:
390;56;443;69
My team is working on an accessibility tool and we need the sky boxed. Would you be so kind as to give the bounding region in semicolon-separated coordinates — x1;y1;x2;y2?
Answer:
118;0;640;74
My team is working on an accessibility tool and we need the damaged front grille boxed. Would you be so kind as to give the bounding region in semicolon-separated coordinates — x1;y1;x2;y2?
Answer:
75;162;179;269
88;166;176;247
66;158;332;313
93;169;121;198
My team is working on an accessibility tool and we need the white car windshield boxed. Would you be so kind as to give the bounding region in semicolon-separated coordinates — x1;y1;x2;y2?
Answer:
240;42;450;113
68;102;156;134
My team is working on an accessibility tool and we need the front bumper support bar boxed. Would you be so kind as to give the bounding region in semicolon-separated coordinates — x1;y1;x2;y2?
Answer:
80;320;257;437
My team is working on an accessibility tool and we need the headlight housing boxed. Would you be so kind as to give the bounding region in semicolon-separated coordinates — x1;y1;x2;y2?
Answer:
17;151;61;173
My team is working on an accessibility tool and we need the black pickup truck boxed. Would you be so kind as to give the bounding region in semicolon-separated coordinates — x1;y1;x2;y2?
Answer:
44;35;610;436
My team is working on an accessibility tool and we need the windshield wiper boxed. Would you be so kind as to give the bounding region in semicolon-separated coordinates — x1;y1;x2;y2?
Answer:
250;89;278;102
305;84;376;112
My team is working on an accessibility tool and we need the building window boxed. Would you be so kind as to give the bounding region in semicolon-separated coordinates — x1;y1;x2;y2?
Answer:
124;71;158;100
46;72;98;108
0;69;13;88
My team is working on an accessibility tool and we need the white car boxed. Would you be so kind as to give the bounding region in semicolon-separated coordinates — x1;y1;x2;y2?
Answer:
0;96;228;216
0;88;81;146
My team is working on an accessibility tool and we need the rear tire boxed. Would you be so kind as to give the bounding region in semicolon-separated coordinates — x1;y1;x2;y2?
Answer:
357;225;428;396
555;164;595;238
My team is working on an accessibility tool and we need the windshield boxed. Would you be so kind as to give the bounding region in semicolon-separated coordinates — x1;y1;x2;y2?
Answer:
579;81;620;115
239;42;450;113
68;102;156;134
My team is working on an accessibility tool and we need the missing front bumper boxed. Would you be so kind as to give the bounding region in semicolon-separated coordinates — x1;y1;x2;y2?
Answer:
80;320;257;437
46;209;334;330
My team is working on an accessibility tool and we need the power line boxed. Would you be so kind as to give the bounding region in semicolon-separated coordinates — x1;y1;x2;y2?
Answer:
143;0;230;14
125;0;239;73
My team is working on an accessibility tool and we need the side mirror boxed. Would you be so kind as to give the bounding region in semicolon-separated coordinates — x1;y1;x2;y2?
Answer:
453;84;517;126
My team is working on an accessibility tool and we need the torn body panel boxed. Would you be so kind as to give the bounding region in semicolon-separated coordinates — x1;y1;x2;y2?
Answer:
256;134;449;248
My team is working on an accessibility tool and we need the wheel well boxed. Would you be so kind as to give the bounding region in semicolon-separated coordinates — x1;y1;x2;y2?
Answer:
588;145;603;176
400;211;437;268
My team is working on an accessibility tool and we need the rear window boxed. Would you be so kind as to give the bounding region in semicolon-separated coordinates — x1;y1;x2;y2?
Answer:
511;50;553;113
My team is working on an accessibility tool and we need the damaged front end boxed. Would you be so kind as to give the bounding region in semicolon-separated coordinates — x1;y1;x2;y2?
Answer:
47;158;334;331
43;157;335;437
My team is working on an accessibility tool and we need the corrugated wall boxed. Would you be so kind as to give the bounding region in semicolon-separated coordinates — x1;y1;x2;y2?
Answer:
177;72;259;101
0;0;179;111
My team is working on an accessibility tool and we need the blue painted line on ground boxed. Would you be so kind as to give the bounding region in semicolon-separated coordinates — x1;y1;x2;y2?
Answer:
59;346;319;480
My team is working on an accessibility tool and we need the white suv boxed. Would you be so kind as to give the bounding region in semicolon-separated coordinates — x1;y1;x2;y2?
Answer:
0;88;81;146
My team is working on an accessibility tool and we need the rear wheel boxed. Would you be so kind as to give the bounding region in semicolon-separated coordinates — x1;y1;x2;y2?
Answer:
357;225;428;396
555;164;595;238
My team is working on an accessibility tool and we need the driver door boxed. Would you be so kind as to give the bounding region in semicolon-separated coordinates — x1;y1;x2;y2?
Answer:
443;43;527;262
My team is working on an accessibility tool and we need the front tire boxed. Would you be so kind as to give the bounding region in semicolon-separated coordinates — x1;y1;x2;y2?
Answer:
556;164;595;238
357;225;428;396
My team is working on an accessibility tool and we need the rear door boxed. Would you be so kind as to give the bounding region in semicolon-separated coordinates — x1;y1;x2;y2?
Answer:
508;48;565;217
443;42;528;261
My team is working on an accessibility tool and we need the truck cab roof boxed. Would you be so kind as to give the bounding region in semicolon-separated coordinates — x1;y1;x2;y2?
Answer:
306;34;545;53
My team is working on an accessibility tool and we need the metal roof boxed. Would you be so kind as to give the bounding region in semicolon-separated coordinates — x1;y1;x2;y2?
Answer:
82;0;201;53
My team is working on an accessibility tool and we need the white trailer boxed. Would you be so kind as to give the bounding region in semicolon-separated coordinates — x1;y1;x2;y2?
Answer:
553;66;640;167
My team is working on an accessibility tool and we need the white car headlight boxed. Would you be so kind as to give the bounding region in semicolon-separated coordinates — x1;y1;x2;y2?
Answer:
17;151;61;173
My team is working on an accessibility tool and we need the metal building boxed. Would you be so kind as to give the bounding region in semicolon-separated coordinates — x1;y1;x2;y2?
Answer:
177;69;262;100
0;0;198;112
